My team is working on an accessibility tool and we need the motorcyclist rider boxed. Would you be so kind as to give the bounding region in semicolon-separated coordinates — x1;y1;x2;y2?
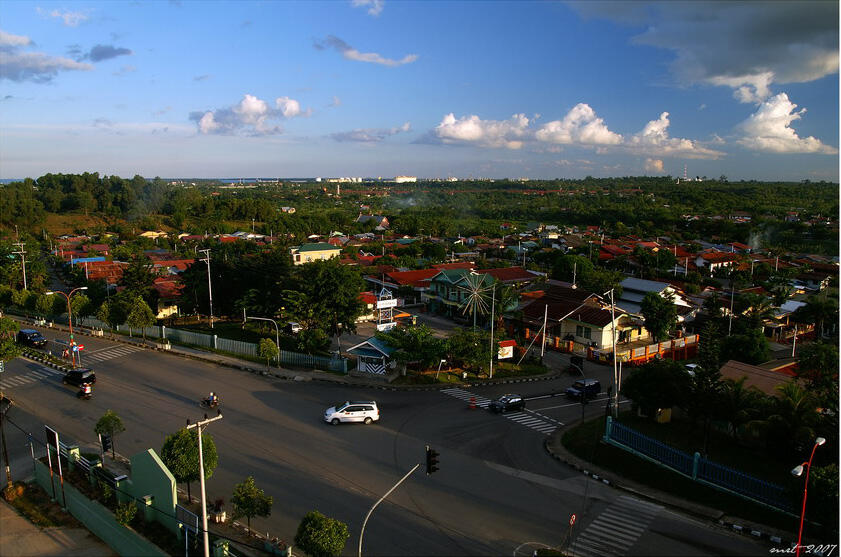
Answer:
207;391;217;406
80;382;92;397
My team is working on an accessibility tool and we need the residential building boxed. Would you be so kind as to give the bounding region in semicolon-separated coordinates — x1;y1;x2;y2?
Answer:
289;242;342;265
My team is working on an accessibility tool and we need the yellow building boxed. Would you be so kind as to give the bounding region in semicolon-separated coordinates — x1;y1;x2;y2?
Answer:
290;242;342;265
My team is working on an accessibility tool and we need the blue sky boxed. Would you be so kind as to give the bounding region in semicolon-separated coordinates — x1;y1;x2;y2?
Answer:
1;0;838;181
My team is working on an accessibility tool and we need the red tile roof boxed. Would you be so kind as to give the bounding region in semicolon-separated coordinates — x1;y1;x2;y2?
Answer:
479;266;536;283
360;291;377;305
153;277;184;300
432;262;475;270
383;269;439;287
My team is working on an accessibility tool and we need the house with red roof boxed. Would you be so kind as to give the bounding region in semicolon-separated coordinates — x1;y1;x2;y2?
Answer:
153;277;184;319
695;250;742;275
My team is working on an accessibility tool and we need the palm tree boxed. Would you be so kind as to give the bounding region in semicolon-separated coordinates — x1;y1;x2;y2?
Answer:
747;382;819;457
716;377;763;440
794;294;838;338
740;293;776;331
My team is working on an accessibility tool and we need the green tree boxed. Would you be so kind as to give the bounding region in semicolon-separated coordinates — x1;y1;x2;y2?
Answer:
721;327;770;365
160;428;218;502
794;294;839;339
807;464;839;539
621;360;692;419
231;476;273;529
446;328;495;375
294;510;350;557
0;317;22;362
293;260;365;352
70;293;93;329
747;382;820;457
715;377;763;440
94;410;126;459
126;295;156;340
640;292;677;342
259;337;279;371
376;324;446;372
796;342;838;391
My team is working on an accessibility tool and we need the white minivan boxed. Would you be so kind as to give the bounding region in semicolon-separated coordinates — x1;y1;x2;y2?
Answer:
324;401;380;425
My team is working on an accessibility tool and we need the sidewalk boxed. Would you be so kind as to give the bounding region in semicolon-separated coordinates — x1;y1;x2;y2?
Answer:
0;498;116;557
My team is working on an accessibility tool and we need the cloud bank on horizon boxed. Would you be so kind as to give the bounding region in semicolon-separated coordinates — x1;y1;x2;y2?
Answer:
0;1;837;180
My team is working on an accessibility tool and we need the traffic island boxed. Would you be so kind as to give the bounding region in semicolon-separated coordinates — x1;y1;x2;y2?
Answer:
546;416;798;547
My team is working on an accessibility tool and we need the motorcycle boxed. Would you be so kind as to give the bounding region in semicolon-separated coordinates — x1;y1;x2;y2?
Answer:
77;383;93;400
200;396;221;409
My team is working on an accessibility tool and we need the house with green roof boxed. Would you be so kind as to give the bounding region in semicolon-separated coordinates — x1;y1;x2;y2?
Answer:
421;269;494;317
289;242;342;265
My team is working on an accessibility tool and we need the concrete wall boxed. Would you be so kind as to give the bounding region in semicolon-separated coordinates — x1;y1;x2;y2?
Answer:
34;459;168;557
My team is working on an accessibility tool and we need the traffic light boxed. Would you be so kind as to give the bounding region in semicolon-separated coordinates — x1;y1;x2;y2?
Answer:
100;434;112;454
425;445;439;475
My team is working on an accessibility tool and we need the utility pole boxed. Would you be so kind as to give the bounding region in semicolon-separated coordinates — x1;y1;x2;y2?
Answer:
609;288;618;418
12;243;27;290
728;282;735;336
198;249;214;329
489;288;495;379
186;413;223;557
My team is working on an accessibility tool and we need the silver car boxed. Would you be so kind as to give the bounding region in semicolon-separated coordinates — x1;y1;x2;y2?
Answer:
324;401;380;425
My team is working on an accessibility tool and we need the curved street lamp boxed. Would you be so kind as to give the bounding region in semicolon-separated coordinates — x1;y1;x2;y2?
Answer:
46;287;88;368
791;436;826;557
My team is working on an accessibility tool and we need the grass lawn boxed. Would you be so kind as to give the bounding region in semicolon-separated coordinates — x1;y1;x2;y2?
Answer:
562;416;798;533
391;360;548;385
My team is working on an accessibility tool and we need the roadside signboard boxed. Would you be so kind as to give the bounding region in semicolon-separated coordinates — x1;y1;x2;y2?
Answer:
376;298;398;309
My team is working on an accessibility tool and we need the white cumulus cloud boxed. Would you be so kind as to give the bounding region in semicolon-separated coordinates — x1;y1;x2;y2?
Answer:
708;71;774;104
433;113;530;149
645;158;665;173
628;112;724;159
190;93;308;136
352;0;384;16
736;93;838;154
535;103;622;145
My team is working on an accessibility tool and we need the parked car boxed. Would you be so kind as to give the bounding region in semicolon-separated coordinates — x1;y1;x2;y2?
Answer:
17;329;47;348
684;363;699;377
284;322;302;334
565;378;601;400
489;394;525;413
63;368;96;387
324;401;379;425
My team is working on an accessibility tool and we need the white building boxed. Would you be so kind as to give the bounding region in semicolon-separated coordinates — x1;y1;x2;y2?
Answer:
394;175;417;183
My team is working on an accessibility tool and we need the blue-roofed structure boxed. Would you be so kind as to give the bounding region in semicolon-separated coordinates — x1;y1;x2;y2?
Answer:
347;337;396;376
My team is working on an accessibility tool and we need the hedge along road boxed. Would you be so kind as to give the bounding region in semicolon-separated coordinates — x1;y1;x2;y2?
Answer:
1;335;769;556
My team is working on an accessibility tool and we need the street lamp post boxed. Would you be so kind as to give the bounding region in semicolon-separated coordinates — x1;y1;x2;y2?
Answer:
46;287;88;368
245;316;279;367
791;437;826;557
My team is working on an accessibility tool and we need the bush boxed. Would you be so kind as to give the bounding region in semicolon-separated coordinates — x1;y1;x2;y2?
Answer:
295;510;349;557
115;501;137;527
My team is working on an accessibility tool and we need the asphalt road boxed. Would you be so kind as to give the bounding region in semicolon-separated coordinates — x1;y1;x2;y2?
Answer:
1;328;772;556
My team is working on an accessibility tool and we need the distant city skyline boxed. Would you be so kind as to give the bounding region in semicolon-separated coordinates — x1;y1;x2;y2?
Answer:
0;1;838;181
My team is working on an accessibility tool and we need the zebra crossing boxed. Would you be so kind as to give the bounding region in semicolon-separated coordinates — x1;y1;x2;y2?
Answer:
441;388;561;435
0;365;64;390
82;344;144;363
442;388;491;408
570;496;663;556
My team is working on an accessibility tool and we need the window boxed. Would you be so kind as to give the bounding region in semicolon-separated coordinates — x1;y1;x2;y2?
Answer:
576;325;592;340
